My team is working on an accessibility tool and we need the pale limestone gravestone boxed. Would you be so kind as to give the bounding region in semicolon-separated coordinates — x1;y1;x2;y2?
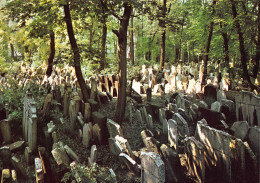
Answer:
211;101;221;112
64;145;79;162
119;153;138;173
247;126;260;159
235;91;260;127
88;145;97;167
195;121;232;183
141;152;165;183
184;136;205;183
82;123;93;148
230;121;249;141
147;114;153;130
42;93;52;117
115;135;135;160
23;92;37;152
90;77;97;100
186;78;196;94
35;157;44;183
84;103;91;122
51;147;70;166
0;119;12;144
63;86;72;117
167;119;178;150
109;138;124;156
107;119;123;138
172;113;190;137
136;109;143;124
25;146;32;165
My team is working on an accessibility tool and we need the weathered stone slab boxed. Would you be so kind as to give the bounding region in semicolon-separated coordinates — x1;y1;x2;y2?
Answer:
211;101;221;112
247;126;260;159
119;153;139;174
88;145;97;167
64;145;79;162
147;114;153;130
0;119;11;144
82;123;93;148
184;136;205;183
172;113;190;137
136;109;143;124
230;121;249;141
0;146;11;168
160;144;184;183
51;147;70;166
141;152;165;183
109;138;124;156
35;157;44;183
107;119;123;138
115;135;135;160
11;156;27;179
92;112;109;144
167;119;178;150
195;121;232;183
42;93;52;117
8;141;25;152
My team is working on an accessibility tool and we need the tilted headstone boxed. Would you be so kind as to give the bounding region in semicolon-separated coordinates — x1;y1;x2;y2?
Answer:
195;121;232;183
119;153;139;174
35;158;44;183
22;92;37;152
167;119;178;150
115;135;135;160
0;119;12;144
230;121;249;141
108;138;124;156
82;123;93;148
107;119;123;138
184;137;205;183
172;113;190;137
64;145;79;162
141;152;165;183
88;145;97;167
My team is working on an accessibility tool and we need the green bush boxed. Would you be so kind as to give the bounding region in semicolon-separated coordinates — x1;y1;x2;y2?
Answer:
62;163;116;183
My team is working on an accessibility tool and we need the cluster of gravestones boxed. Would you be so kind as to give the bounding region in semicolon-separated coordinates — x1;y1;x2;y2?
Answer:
1;61;260;183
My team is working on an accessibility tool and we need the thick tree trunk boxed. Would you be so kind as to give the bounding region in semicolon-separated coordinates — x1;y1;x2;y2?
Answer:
113;3;132;124
46;32;55;77
100;16;107;71
230;0;256;90
130;15;134;65
203;0;216;83
64;2;90;101
253;2;260;78
159;0;166;71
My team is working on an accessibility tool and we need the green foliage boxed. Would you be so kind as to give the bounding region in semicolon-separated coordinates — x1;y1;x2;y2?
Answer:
61;163;116;183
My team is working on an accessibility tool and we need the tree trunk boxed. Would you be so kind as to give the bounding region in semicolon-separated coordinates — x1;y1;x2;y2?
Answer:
46;32;55;77
203;0;216;83
253;1;260;78
220;22;229;65
64;2;90;101
100;15;107;71
159;0;166;71
230;0;256;90
10;43;16;62
129;14;134;65
113;2;132;124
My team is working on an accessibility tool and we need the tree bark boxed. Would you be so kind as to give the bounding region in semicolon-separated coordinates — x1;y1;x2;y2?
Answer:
46;32;55;77
64;2;90;101
100;15;107;71
253;1;260;78
220;22;229;65
203;0;216;83
10;43;16;62
113;2;132;124
159;0;166;71
129;14;134;65
230;0;256;90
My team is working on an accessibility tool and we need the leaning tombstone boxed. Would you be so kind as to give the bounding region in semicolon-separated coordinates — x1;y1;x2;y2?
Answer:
35;157;44;183
0;119;12;144
140;152;165;183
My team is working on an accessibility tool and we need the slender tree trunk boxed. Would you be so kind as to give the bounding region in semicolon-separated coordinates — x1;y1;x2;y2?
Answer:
203;0;216;83
100;16;107;71
253;1;260;78
220;22;229;65
230;0;256;90
64;2;90;101
130;15;134;65
113;2;132;124
46;32;55;77
10;43;16;62
89;18;93;53
159;0;166;71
